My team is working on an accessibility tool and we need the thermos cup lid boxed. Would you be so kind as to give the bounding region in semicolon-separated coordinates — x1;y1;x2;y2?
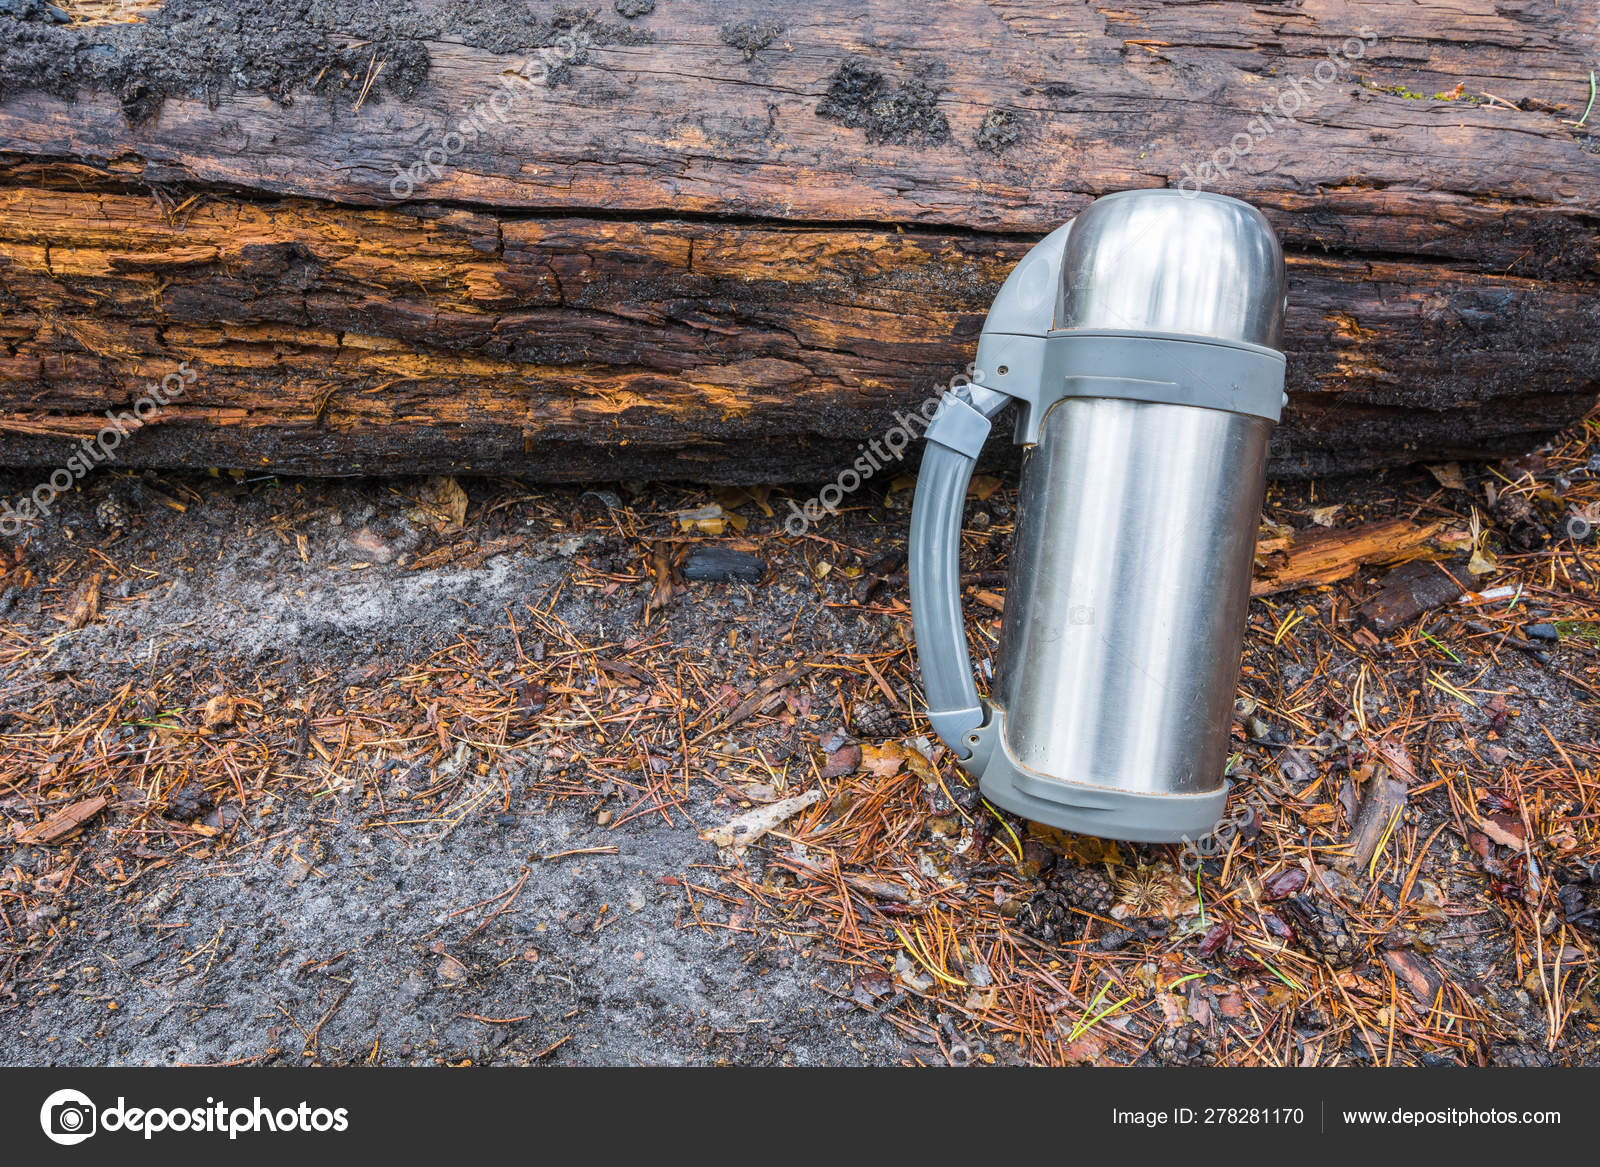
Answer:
1057;190;1287;351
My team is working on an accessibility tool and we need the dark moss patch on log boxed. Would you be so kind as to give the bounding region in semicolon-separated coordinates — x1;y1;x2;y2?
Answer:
0;0;653;117
976;108;1023;153
445;1;653;62
719;19;783;61
816;57;951;146
0;0;435;113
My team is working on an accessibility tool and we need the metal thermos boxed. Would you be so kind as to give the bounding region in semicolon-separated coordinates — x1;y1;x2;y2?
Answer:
909;189;1287;843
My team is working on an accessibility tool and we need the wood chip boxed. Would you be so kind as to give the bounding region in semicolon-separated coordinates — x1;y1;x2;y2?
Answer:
642;541;676;617
1339;771;1407;873
1355;559;1472;635
597;658;653;686
1383;948;1444;1004
60;572;103;630
702;788;822;851
409;476;468;532
713;665;803;731
1426;462;1467;491
18;795;108;844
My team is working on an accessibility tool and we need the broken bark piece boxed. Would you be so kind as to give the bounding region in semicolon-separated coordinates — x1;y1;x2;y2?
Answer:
682;547;764;583
702;788;822;851
59;573;102;630
641;542;677;618
18;794;107;844
1252;520;1459;596
596;658;654;686
201;693;236;728
165;779;213;822
1355;559;1474;635
819;743;862;779
706;665;805;736
1383;947;1444;1005
1339;771;1408;875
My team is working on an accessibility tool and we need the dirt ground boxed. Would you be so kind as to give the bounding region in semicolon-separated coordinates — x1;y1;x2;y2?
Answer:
2;430;1598;1066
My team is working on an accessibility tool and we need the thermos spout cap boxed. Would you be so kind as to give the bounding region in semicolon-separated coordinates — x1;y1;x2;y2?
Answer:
1057;189;1286;351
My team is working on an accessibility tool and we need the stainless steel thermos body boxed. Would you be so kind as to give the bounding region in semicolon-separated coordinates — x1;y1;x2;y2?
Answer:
994;399;1271;797
909;189;1288;843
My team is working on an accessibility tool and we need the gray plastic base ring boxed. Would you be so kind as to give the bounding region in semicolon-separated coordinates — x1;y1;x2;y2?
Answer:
978;767;1228;845
964;708;1228;844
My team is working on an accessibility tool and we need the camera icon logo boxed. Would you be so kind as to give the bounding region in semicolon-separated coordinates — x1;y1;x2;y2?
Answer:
40;1089;97;1146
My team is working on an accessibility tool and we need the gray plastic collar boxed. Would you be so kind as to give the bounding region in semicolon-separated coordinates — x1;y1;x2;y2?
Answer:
969;217;1287;439
975;330;1287;442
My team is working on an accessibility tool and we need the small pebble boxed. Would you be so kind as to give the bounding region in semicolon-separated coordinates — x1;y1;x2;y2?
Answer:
1524;623;1559;642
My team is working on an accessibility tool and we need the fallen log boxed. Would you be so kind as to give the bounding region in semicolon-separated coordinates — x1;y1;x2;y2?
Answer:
0;0;1596;484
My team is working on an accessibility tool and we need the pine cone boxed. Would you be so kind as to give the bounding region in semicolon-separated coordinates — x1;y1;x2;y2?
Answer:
1491;493;1549;551
1056;863;1117;915
1016;886;1079;945
1285;895;1365;968
1017;864;1118;946
1153;1023;1204;1064
94;497;131;539
1489;1042;1552;1068
165;779;214;822
850;700;897;737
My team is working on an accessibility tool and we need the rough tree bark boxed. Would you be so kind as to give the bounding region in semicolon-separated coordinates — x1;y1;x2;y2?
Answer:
0;0;1595;483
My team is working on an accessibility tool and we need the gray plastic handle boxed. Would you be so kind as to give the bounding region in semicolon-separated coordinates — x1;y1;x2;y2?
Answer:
909;391;1003;759
910;224;1070;762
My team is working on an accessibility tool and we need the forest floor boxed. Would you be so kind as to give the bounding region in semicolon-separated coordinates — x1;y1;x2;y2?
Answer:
1;420;1598;1066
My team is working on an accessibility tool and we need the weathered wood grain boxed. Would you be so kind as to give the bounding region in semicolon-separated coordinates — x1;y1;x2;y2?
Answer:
0;0;1595;481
